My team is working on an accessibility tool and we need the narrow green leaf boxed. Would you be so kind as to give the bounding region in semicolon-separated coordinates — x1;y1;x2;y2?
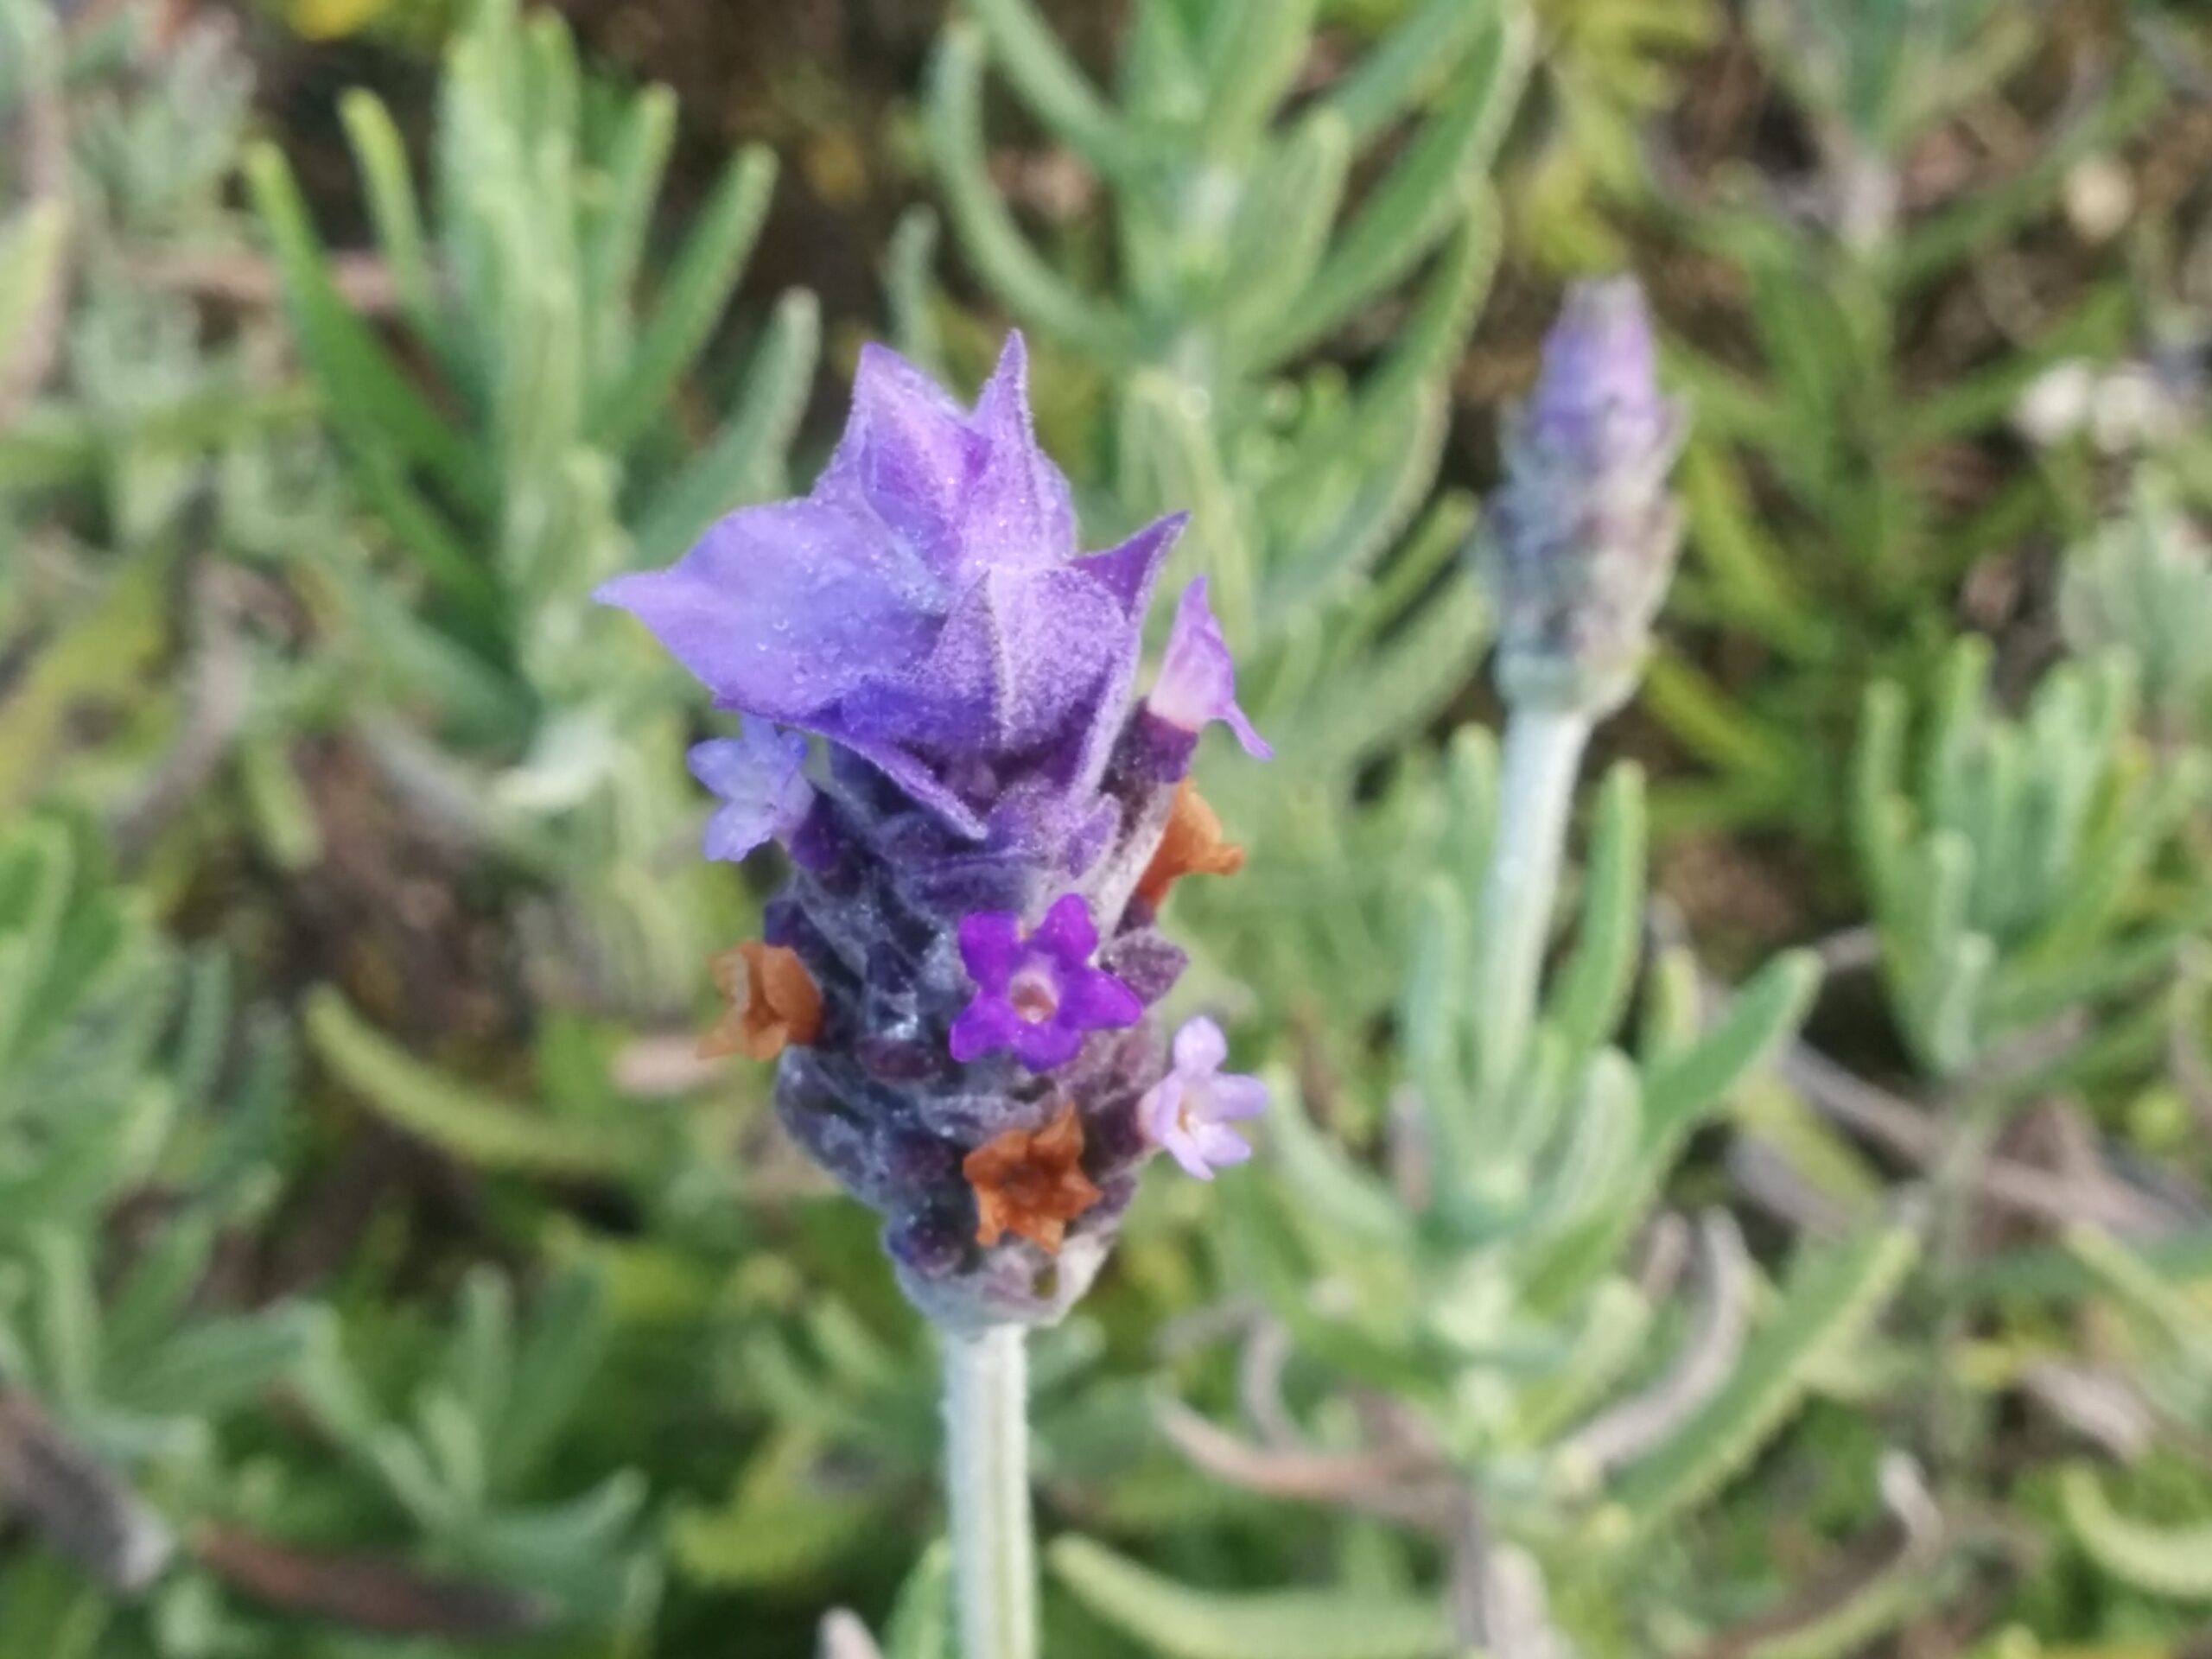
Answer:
338;92;443;353
963;0;1137;179
1310;0;1491;145
1257;7;1529;362
0;200;68;364
925;24;1134;361
302;988;632;1177
1199;0;1318;148
591;146;777;450
244;143;493;518
2059;1466;2212;1600
1049;1535;1452;1659
882;1542;956;1659
1641;951;1821;1155
631;288;820;568
1608;1228;1917;1535
1547;762;1648;1059
582;85;677;383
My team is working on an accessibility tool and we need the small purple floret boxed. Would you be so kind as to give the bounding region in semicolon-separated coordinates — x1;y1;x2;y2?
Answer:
1147;578;1272;759
689;725;815;863
1139;1017;1268;1179
950;893;1143;1071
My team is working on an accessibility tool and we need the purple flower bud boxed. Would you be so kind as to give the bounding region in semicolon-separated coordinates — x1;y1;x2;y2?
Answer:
1147;578;1272;760
1139;1017;1268;1179
1486;276;1688;718
688;725;815;863
601;334;1269;1332
950;895;1144;1071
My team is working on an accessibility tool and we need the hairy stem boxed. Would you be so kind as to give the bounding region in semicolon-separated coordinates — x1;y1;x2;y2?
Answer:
944;1325;1037;1659
1473;705;1592;1119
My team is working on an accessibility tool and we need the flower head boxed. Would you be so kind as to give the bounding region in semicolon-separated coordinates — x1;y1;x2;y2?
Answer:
605;336;1269;1331
1139;1018;1267;1179
1486;276;1688;719
950;893;1143;1071
689;724;814;863
963;1101;1103;1252
1147;578;1271;760
702;942;823;1061
598;334;1183;837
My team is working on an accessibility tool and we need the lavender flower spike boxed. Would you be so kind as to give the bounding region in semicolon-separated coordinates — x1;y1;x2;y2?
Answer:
1140;1017;1268;1179
601;334;1270;1332
1485;276;1688;718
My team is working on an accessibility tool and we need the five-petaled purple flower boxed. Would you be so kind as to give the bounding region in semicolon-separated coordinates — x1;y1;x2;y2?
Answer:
950;894;1144;1071
689;724;815;863
1140;1017;1268;1179
599;334;1269;1331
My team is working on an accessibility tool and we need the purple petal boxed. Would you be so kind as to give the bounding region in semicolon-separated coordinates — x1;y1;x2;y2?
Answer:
817;344;983;569
807;725;988;840
1139;1074;1186;1147
1147;577;1272;760
949;996;1025;1064
1030;893;1098;964
873;566;1125;753
957;912;1025;988
1526;277;1669;460
1011;1019;1084;1071
962;334;1076;570
1190;1122;1254;1169
687;728;813;863
595;499;938;721
1204;1075;1270;1123
1058;967;1143;1033
702;800;775;862
1072;514;1184;618
1161;1129;1217;1181
1170;1016;1227;1077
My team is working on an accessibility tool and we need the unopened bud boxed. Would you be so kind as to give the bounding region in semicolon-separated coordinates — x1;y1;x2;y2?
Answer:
1484;276;1688;718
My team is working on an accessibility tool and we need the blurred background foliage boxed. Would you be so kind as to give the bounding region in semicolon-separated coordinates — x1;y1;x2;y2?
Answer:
6;0;2212;1655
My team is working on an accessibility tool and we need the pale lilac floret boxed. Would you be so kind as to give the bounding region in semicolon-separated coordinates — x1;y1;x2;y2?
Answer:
950;893;1143;1071
1147;577;1272;759
689;725;815;862
1139;1016;1268;1179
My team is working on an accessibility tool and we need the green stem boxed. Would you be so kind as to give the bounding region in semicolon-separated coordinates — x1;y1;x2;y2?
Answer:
1473;704;1592;1119
944;1325;1037;1659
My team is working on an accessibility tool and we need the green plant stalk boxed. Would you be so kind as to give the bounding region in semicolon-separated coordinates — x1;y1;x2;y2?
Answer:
1474;705;1593;1119
943;1325;1036;1659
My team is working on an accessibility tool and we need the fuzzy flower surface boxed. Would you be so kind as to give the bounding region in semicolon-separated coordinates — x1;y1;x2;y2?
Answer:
1486;276;1688;719
600;335;1268;1331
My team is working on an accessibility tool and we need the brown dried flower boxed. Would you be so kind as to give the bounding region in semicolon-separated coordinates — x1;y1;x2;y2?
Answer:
1135;780;1246;909
701;942;823;1061
963;1101;1103;1254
